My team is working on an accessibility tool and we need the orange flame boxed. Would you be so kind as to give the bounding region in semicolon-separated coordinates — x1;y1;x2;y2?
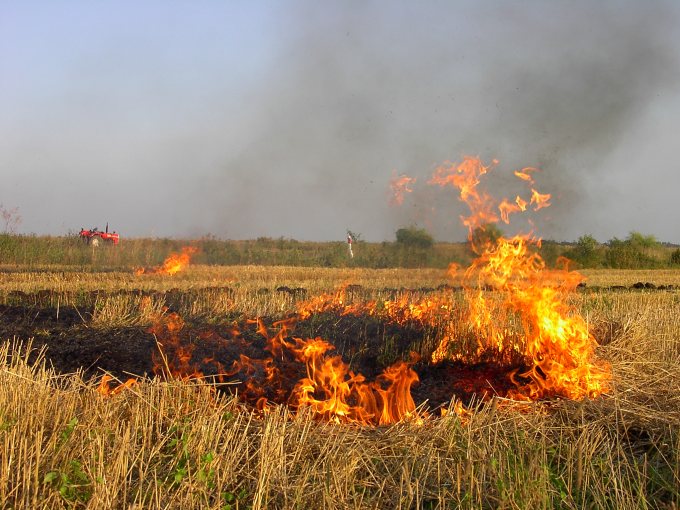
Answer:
135;246;198;276
149;312;421;425
289;337;418;425
97;375;137;396
498;196;528;224
390;172;416;206
429;157;610;400
295;285;451;328
514;167;539;184
530;189;551;211
429;157;500;233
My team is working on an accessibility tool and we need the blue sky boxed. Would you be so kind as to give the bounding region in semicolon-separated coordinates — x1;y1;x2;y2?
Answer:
2;1;680;242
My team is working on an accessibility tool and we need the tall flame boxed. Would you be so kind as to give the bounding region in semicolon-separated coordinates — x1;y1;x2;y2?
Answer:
429;157;500;233
429;156;609;400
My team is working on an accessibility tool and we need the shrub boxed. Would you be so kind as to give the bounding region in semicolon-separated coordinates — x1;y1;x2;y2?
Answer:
627;231;659;248
564;234;603;268
395;227;434;249
670;249;680;266
604;236;661;269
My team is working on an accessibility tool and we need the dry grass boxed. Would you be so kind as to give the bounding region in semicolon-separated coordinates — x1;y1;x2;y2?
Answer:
0;265;451;293
3;265;680;295
1;340;678;509
1;266;680;508
579;269;680;287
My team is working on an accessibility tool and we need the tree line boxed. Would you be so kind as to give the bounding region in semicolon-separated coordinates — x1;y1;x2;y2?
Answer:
0;226;678;270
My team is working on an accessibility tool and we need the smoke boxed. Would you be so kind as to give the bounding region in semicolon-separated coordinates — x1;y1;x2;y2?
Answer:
210;0;680;241
2;1;679;241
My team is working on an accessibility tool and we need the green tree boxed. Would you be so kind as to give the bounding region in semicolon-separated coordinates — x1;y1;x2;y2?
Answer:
394;226;434;267
538;240;561;267
627;231;658;248
567;234;602;268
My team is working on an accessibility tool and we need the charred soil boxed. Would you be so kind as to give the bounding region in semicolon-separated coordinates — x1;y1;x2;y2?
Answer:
0;301;528;412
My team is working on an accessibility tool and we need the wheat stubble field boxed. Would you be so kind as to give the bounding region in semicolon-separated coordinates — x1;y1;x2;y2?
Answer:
0;264;679;509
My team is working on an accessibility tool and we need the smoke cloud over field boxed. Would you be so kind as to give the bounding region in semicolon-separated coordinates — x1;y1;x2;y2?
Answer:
1;1;679;241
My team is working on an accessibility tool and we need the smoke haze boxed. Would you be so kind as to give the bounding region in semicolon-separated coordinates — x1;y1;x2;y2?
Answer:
1;1;679;242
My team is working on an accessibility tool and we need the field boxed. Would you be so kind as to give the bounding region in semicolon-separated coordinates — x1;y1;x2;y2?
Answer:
1;264;679;509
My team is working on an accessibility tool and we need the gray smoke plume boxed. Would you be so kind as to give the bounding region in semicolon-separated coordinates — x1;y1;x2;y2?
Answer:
2;1;679;241
209;0;680;242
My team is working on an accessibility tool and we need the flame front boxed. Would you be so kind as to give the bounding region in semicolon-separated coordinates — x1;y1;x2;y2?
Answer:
149;313;420;425
140;155;609;426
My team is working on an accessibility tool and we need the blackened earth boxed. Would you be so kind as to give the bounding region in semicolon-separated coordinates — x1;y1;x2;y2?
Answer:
1;301;532;411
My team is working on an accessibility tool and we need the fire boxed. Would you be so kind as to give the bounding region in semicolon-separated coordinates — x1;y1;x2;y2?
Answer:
295;285;451;327
97;375;137;396
514;167;539;183
149;313;421;425
498;196;528;224
530;188;551;211
429;157;500;233
135;246;198;276
429;156;610;400
289;336;418;425
390;172;416;206
134;155;609;426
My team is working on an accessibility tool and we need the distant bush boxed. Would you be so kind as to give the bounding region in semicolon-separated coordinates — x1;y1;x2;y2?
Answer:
392;227;436;268
604;233;664;269
627;231;659;248
395;227;434;249
670;249;680;266
537;241;561;268
564;234;603;268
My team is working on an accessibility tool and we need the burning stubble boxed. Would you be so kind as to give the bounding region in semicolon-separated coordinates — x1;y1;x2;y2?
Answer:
127;156;610;425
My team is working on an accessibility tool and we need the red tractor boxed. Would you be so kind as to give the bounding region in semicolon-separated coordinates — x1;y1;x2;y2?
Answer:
79;224;120;246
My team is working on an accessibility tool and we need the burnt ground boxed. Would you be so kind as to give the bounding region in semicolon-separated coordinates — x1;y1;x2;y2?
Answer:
0;304;155;378
0;302;529;412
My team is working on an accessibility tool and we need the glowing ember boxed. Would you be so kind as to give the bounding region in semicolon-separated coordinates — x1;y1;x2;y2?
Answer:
135;246;198;276
390;172;416;206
